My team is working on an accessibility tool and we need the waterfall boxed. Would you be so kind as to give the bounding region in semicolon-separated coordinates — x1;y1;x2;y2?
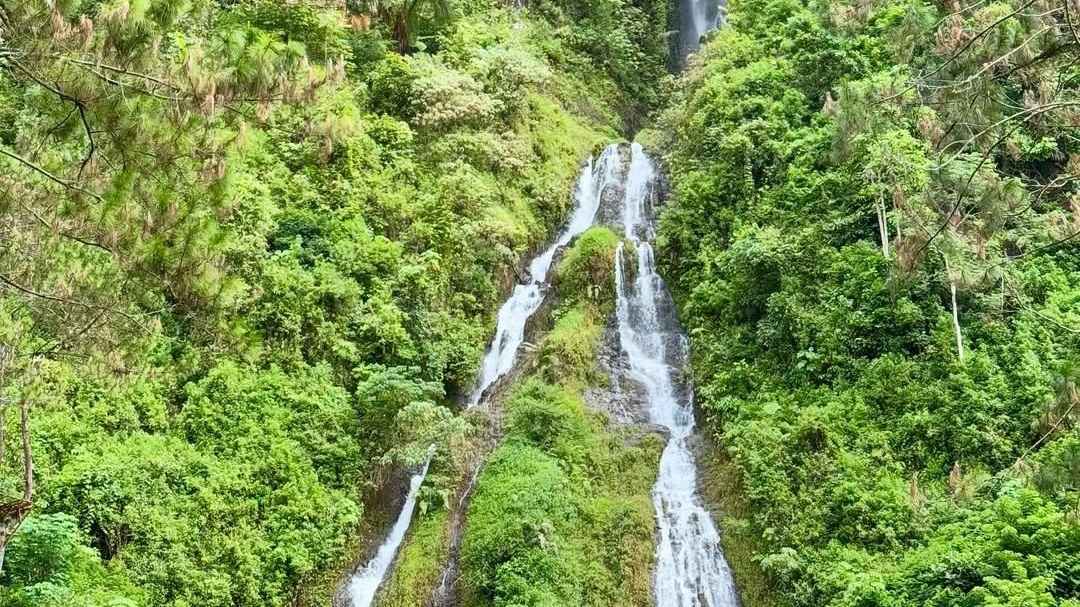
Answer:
346;451;433;607
678;0;724;62
347;146;621;607
614;143;739;606
468;145;620;406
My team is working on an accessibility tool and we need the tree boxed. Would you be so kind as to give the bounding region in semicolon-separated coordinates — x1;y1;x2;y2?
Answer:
350;0;453;53
0;345;32;574
0;0;336;327
0;0;335;574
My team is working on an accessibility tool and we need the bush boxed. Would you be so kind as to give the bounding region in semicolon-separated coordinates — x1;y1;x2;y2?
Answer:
461;376;661;606
555;226;621;309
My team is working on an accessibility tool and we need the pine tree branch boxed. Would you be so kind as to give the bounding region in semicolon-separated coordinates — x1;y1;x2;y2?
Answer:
0;147;102;201
0;273;91;307
1013;398;1079;469
880;0;1040;104
7;58;99;179
0;273;150;331
71;62;183;101
63;57;178;90
15;199;114;255
915;119;1028;260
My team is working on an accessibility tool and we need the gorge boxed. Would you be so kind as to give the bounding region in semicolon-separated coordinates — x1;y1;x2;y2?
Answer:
1;0;1077;607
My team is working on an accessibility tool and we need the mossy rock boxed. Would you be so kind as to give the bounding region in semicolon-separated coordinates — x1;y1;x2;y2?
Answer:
555;226;621;310
539;305;604;388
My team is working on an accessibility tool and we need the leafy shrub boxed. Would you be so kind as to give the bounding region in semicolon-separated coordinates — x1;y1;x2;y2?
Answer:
0;513;142;607
555;226;621;309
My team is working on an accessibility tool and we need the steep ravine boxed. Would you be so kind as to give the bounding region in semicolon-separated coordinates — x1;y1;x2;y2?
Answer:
338;146;626;606
340;0;733;602
380;142;744;607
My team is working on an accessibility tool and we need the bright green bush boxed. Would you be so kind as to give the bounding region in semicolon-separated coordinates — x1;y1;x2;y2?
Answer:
460;377;661;607
460;443;581;604
556;226;621;309
0;513;142;607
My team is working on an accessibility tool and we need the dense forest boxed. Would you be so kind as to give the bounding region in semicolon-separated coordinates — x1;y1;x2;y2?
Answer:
650;0;1080;603
0;0;668;605
0;0;1077;605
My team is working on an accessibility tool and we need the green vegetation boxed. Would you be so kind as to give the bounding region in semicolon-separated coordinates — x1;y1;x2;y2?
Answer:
454;232;663;606
541;225;622;385
555;225;622;310
375;509;451;607
4;0;1078;604
0;0;670;605
654;0;1080;604
459;379;663;607
0;513;143;607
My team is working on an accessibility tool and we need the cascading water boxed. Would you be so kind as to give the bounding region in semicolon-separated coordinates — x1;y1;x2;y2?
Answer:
468;145;620;406
427;145;623;607
677;0;724;61
347;146;621;607
347;451;433;607
614;143;739;606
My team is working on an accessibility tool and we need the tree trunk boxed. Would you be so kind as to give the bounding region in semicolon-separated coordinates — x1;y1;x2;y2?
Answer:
942;256;964;362
877;198;890;258
0;400;33;576
20;400;31;502
951;279;964;361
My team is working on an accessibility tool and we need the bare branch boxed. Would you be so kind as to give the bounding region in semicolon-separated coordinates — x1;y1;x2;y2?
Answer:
0;273;91;307
1066;0;1080;49
63;57;178;90
880;0;1041;104
16;199;114;255
914;119;1028;260
76;103;95;178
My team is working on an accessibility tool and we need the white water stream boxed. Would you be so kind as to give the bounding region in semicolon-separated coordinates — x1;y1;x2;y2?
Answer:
615;143;739;606
346;452;432;606
347;146;620;607
468;145;620;406
678;0;724;61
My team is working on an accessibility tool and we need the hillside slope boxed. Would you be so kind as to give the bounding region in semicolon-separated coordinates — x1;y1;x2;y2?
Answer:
650;0;1080;604
0;1;669;605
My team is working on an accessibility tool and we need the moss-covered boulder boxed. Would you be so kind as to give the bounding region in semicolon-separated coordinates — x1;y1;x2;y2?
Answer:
555;226;622;311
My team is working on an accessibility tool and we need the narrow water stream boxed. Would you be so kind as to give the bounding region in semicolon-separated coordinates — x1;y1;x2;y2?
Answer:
346;451;433;606
615;144;739;607
431;144;623;606
468;146;620;406
346;146;621;607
